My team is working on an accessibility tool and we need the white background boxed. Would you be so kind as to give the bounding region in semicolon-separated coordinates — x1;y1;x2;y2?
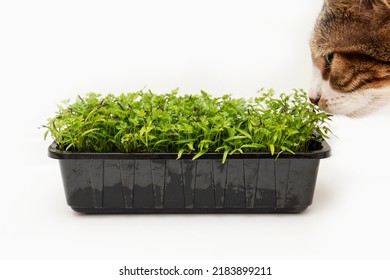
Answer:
1;0;390;275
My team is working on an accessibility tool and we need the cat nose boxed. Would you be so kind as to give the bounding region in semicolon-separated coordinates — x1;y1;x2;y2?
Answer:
309;97;320;105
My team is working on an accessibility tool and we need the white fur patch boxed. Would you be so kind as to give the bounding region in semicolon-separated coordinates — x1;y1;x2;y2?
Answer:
309;65;390;117
317;82;390;117
309;66;323;101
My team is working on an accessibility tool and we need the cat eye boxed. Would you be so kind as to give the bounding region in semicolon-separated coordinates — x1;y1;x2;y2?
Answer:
325;52;335;68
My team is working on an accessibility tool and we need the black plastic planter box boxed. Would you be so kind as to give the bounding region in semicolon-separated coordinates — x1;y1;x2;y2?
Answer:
48;140;331;213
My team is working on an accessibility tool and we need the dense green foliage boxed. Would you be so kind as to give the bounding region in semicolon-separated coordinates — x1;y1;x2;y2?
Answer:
44;89;331;162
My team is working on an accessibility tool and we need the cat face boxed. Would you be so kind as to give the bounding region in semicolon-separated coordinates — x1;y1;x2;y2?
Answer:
309;0;390;117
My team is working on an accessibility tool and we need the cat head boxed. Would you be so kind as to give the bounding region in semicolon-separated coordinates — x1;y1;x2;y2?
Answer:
310;0;390;117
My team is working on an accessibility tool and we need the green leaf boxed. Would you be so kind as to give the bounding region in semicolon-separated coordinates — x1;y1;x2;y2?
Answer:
281;146;295;154
44;130;49;140
269;144;275;155
192;150;207;160
177;149;185;160
240;143;265;150
186;142;194;151
236;128;252;140
222;149;229;164
224;135;247;142
229;148;243;155
81;128;99;137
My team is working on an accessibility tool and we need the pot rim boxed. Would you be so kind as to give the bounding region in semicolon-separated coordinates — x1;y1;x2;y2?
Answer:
48;140;331;160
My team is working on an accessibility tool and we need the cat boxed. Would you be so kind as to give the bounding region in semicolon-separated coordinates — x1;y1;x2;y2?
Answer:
309;0;390;117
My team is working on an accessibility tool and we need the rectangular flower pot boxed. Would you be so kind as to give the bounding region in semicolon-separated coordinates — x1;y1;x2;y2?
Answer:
48;140;331;213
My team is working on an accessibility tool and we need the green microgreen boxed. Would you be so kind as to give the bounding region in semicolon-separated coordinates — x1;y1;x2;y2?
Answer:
43;88;331;163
